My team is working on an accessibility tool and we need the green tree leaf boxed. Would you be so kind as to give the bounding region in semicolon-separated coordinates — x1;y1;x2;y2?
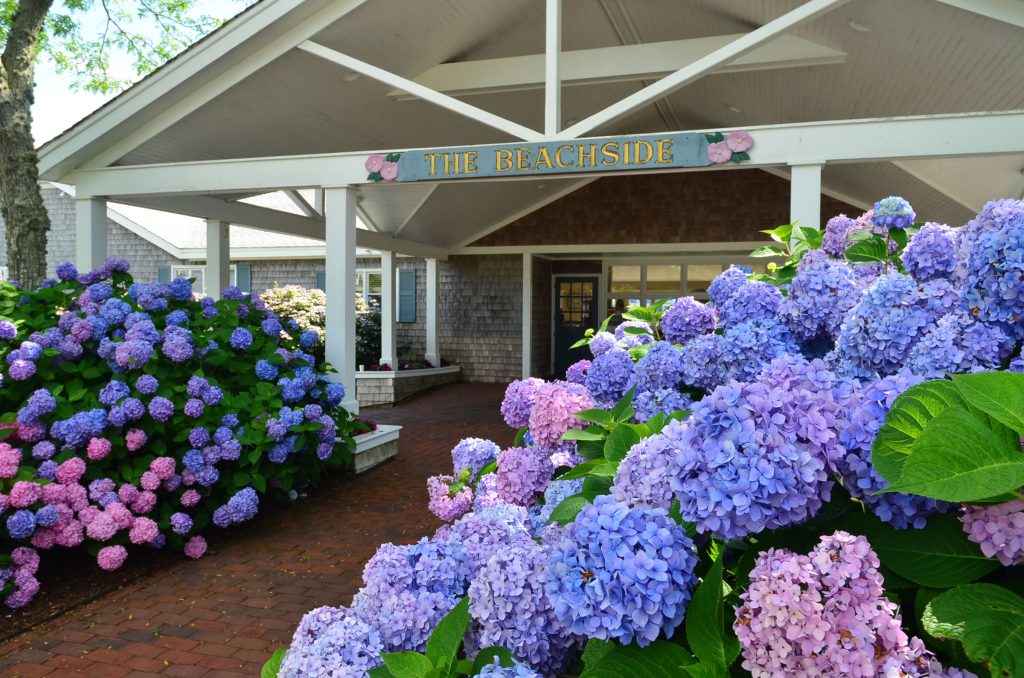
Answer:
559;459;606;480
580;639;695;677
549;494;591;525
872;379;967;484
924;583;1024;678
562;427;606;442
575;408;615;427
841;513;999;588
381;651;434;678
844;236;890;264
749;245;786;258
261;648;286;678
425;597;469;673
603;424;641;463
610;388;637;423
686;549;739;671
883;406;1024;502
470;647;515;674
581;639;613;669
760;224;793;245
953;371;1024;434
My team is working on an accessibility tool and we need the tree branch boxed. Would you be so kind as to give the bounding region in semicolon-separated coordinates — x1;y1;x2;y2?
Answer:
1;0;54;96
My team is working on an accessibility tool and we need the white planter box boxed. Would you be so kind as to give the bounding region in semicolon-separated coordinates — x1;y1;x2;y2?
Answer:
343;424;401;474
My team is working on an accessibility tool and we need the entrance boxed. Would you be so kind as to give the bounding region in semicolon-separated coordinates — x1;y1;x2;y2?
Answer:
552;275;599;378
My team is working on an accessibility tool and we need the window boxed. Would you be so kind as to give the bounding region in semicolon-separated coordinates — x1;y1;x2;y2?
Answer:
354;269;382;307
607;259;767;308
172;265;237;296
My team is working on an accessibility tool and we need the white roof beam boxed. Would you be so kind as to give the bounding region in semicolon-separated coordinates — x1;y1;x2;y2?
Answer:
933;0;1024;28
43;0;369;176
545;0;562;137
561;0;850;139
397;34;845;99
124;195;326;240
68;111;1024;197
297;41;544;142
354;229;449;260
285;189;320;217
392;184;438;238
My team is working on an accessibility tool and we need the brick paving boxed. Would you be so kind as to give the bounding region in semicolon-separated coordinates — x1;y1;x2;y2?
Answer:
0;382;510;677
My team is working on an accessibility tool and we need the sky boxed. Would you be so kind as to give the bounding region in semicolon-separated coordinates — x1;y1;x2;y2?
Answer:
31;0;250;144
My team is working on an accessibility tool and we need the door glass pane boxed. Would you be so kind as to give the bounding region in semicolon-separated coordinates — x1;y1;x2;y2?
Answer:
686;264;723;296
368;273;382;295
647;264;682;298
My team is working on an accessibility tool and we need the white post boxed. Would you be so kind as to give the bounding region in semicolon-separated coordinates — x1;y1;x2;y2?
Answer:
545;0;562;137
789;162;824;229
75;197;108;272
522;253;533;379
205;219;230;300
324;186;359;414
425;257;440;367
380;250;397;369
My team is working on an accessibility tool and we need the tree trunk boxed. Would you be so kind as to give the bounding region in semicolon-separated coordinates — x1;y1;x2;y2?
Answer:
0;0;54;290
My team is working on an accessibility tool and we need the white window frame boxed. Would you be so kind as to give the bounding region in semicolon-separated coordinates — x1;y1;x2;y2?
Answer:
172;265;238;295
355;267;382;306
604;255;769;304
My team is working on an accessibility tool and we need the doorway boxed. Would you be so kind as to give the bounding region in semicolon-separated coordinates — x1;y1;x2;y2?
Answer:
552;275;599;378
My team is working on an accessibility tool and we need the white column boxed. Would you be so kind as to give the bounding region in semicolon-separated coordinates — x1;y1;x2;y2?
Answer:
522;253;533;379
789;162;824;229
544;0;562;137
379;250;397;369
424;257;440;368
205;219;230;300
75;197;108;272
325;186;359;414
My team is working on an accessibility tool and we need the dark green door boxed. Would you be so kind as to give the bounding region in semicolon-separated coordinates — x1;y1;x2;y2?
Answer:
553;276;598;378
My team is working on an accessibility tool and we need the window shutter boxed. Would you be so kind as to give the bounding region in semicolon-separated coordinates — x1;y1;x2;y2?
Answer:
237;263;252;293
398;269;416;323
156;267;171;283
314;271;326;291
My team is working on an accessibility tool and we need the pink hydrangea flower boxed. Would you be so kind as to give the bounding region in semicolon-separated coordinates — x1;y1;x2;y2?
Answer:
0;493;8;514
31;529;56;549
118;484;140;505
55;520;84;547
180;489;201;507
86;437;112;461
0;442;21;477
726;130;753;153
125;428;148;452
11;546;39;572
17;423;45;443
107;502;134;530
97;545;128;571
140;471;161;491
365;153;385;172
380;161;399;181
184;535;208;559
9;481;42;508
131;490;157;514
129;517;159;544
707;141;732;164
528;381;595;449
961;500;1024;566
86;513;118;541
150;457;175;480
496;447;553;506
426;475;473;522
56;457;86;484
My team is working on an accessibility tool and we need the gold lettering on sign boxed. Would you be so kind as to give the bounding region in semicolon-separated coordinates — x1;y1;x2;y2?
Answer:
657;139;673;163
635;140;654;164
443;152;460;175
425;153;441;176
534;146;554;170
578;143;597;167
555;145;573;168
495;149;514;172
516;148;531;171
600;142;619;166
622;142;632;165
465;151;478;174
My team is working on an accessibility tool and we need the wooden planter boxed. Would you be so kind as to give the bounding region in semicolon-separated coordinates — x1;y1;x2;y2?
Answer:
343;424;401;474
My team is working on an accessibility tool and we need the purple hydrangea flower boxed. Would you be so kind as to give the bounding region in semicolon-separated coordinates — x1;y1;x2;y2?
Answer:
135;374;159;395
718;280;782;328
632;388;691;423
148;396;174;422
718;318;798;384
545;496;698;647
614;320;653;348
659;296;716;344
872;195;916;229
588;331;617;358
0;320;17;340
611;422;683;510
528;382;594;450
779;250;860;341
633;341;683;392
565;359;590;385
497;447;553;507
500;378;545;429
56;262;78;281
822;215;854;257
452;438;501;477
902;222;957;282
280;606;384;676
958;199;1024;337
678;333;726;390
908;312;1012;378
585;349;635;407
427;475;474;522
707;265;751;307
961;500;1024;566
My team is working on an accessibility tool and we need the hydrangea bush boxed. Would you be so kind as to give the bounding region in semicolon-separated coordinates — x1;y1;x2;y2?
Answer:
0;260;357;610
273;196;1024;678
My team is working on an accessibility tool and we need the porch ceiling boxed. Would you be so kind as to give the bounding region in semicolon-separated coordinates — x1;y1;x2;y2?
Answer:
38;0;1024;247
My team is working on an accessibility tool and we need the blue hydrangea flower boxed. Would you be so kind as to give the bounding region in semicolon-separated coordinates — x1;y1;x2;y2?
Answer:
529;479;584;535
588;331;617;357
165;310;190;327
909;312;1012;378
6;509;36;539
779;250;860;342
0;320;16;340
634;341;683;392
822;215;854;258
452;438;501;477
167;277;193;301
255;359;278;381
280;606;384;677
475;659;542;678
611;420;683;510
871;196;916;229
135;374;159;395
226;487;259;524
718;280;782;328
719;318;799;384
262;318;283;337
18;388;57;423
838;372;954;529
659;296;716;345
544;496;698;647
678;333;726;390
707;265;751;307
437;507;534;582
299;329;320;348
836;272;949;375
901;222;957;282
958;199;1024;337
230;327;253;350
585;349;635;407
56;262;78;281
632;388;691;423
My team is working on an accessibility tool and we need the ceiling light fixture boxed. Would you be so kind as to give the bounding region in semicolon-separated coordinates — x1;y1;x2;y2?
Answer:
728;105;742;113
847;19;871;32
343;71;360;82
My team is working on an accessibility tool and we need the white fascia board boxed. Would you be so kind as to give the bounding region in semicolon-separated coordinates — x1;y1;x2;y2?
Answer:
120;195;326;240
452;242;769;256
934;0;1024;28
398;34;845;98
68;110;1024;198
39;0;369;179
355;229;449;260
177;246;327;260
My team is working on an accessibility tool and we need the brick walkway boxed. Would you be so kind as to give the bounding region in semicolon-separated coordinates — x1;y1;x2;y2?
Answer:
0;382;510;678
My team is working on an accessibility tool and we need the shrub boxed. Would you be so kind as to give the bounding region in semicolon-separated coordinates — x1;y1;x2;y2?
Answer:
0;260;357;610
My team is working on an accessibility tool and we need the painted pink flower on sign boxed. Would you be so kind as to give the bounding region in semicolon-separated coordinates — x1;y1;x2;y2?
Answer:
364;154;385;172
707;141;732;164
380;161;399;181
726;130;754;153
